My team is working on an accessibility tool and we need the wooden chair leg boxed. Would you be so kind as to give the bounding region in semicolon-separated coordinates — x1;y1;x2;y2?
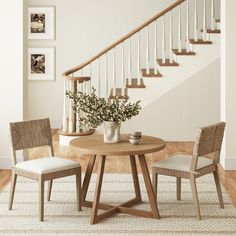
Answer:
190;174;201;220
39;178;44;221
47;180;53;201
152;171;158;200
176;177;181;201
76;170;82;211
213;170;224;208
8;172;17;210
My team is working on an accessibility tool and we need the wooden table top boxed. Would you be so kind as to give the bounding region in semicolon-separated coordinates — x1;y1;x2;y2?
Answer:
70;134;166;156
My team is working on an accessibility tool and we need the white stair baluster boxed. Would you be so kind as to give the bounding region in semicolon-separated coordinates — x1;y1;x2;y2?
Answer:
186;0;190;52
105;53;108;99
169;11;173;63
154;20;158;74
84;76;86;93
202;0;207;41
162;16;166;64
81;81;85;132
137;31;141;84
211;0;215;30
89;63;92;93
76;80;80;132
83;81;88;131
128;37;132;85
194;0;198;42
84;78;90;132
112;48;116;96
146;26;150;74
68;79;73;133
121;42;125;95
62;80;68;132
178;7;182;53
98;57;100;97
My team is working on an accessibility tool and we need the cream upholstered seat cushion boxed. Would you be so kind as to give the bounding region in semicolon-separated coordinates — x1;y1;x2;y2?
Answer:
15;157;80;174
153;155;213;172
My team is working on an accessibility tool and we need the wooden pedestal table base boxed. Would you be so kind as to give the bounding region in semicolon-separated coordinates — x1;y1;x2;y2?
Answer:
70;134;165;224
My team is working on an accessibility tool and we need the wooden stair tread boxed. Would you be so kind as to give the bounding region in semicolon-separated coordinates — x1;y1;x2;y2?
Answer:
157;59;179;66
109;88;128;99
189;39;212;44
207;29;221;33
172;49;196;56
127;84;146;88
126;78;145;88
141;68;162;78
201;29;221;34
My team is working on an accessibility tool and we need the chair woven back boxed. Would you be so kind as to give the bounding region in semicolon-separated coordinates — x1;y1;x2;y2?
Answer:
9;118;53;163
191;122;226;170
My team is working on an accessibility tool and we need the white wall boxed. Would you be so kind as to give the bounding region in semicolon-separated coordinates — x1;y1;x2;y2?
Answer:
0;0;26;168
27;0;221;142
220;0;236;169
123;59;221;141
27;0;175;127
0;0;222;168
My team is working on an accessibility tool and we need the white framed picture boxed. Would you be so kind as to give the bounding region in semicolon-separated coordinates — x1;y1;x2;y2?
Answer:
28;47;55;81
28;6;55;40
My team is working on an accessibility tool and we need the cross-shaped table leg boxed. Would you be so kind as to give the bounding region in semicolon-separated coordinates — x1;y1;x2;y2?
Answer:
81;154;160;224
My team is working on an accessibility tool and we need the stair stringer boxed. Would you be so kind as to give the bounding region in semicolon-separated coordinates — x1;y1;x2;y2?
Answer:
122;58;220;141
128;34;220;108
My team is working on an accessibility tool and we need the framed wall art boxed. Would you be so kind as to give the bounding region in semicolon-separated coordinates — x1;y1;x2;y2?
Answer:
28;6;55;40
28;47;55;81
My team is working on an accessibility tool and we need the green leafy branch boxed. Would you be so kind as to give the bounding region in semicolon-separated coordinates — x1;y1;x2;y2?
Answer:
66;88;141;128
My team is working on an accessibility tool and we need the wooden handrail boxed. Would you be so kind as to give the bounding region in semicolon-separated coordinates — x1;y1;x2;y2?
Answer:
62;0;186;78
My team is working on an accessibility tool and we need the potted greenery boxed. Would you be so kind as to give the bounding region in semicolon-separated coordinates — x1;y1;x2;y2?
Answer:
66;88;141;143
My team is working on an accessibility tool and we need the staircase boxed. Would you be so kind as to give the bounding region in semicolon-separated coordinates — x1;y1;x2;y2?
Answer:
59;0;221;145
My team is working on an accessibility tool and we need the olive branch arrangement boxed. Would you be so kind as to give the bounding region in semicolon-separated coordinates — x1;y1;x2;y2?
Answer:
66;88;141;128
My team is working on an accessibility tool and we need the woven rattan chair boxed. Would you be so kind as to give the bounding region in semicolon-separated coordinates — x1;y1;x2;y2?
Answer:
8;118;81;221
152;122;226;220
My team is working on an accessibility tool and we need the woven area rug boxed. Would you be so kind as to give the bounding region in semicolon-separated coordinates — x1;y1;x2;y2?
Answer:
0;174;236;236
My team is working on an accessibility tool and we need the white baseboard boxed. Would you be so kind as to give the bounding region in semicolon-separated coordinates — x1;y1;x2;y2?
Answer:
0;156;12;169
221;157;236;170
0;156;23;169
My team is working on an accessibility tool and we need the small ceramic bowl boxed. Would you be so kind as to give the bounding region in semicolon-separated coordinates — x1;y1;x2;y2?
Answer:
129;134;141;139
132;131;142;137
129;138;141;145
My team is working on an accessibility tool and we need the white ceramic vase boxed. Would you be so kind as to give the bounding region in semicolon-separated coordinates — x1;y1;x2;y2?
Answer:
103;121;121;143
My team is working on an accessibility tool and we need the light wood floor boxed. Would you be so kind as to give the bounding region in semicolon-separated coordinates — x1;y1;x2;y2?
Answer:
1;130;236;206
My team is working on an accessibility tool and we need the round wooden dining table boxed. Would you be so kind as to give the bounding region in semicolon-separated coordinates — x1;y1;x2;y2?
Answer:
70;134;165;224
